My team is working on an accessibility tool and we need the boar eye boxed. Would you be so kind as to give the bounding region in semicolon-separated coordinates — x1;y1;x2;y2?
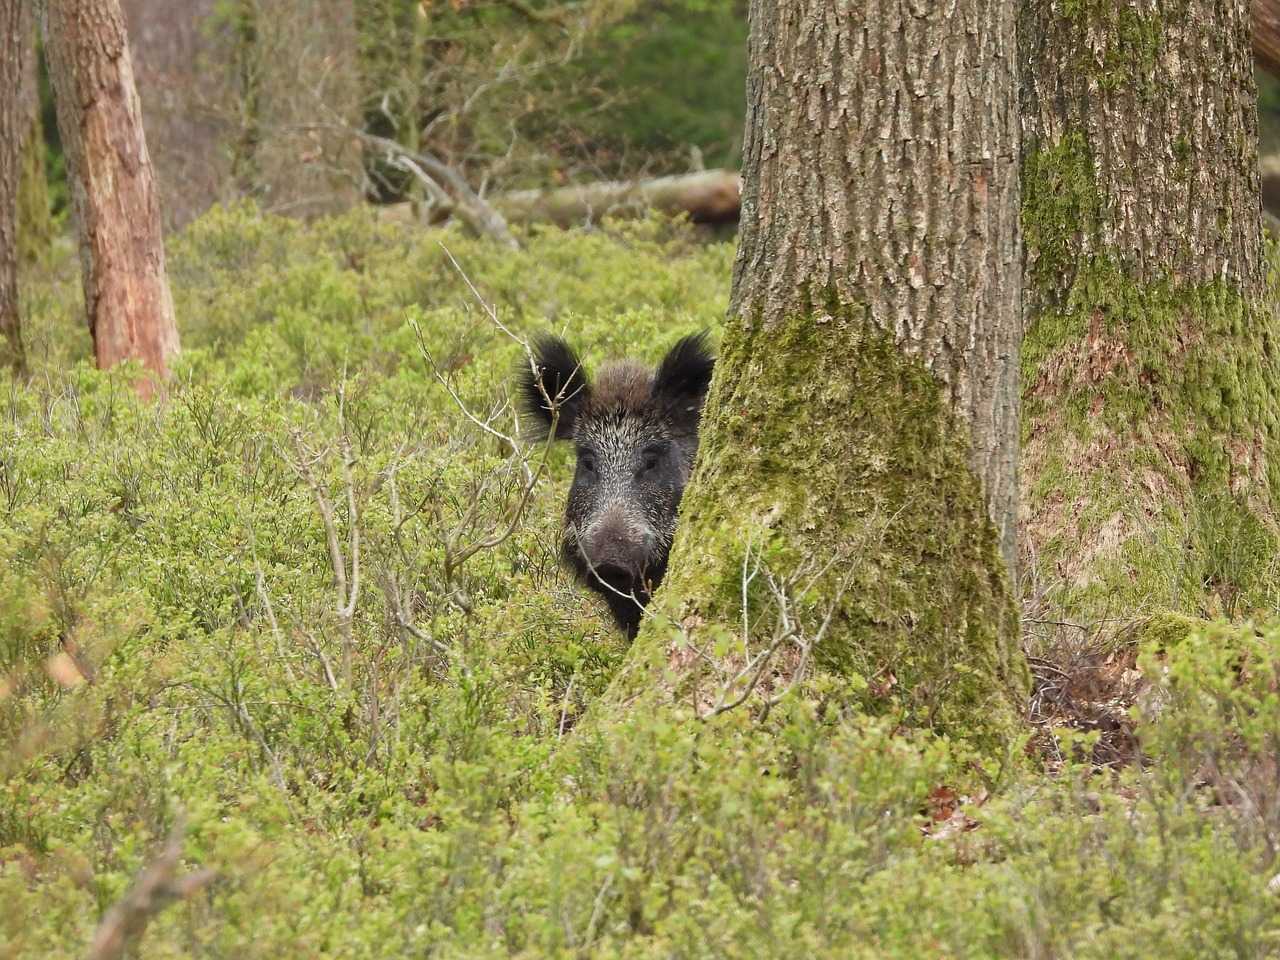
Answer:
579;454;596;474
640;446;665;473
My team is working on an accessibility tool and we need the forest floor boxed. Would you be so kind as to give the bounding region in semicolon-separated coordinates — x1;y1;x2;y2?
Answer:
2;206;1278;958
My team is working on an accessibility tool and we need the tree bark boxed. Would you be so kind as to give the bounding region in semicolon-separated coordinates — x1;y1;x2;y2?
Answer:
1021;0;1270;621
41;0;180;395
0;0;38;371
17;102;52;269
612;0;1028;746
1256;0;1280;77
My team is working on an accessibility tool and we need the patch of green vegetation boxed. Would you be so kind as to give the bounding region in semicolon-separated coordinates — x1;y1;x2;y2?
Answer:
561;0;749;171
3;206;1280;956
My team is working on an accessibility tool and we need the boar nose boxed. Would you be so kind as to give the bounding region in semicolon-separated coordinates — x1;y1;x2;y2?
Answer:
583;510;652;576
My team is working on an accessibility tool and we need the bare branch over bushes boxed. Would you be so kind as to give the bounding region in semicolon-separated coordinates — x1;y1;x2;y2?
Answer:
85;821;214;960
284;404;362;688
356;131;519;248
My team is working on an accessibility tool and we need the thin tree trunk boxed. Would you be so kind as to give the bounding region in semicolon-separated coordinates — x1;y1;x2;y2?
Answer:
0;0;37;371
613;0;1027;746
356;0;424;203
230;0;261;197
18;102;52;268
41;0;180;395
1021;0;1270;621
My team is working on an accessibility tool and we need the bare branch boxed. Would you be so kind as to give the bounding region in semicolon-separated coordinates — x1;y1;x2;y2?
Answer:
284;413;361;689
357;130;519;248
84;821;215;960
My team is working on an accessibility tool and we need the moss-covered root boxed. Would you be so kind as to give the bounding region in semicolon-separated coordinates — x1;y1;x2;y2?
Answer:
608;311;1030;754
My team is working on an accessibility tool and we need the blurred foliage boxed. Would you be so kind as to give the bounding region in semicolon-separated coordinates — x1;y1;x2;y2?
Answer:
35;41;67;223
36;0;747;215
347;0;746;199
2;206;1280;955
551;0;748;174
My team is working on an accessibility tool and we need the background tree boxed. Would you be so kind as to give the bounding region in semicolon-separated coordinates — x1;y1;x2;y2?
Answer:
356;0;426;203
615;0;1028;744
17;35;51;271
1020;0;1274;623
42;0;180;394
0;0;42;370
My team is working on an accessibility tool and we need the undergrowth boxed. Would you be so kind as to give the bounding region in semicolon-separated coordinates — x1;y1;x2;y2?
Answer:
2;205;1279;957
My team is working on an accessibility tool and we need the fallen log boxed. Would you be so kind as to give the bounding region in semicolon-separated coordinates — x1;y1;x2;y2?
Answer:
493;169;741;228
377;168;742;231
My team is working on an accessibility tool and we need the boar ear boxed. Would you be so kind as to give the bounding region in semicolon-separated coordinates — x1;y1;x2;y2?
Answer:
652;332;714;425
519;336;590;440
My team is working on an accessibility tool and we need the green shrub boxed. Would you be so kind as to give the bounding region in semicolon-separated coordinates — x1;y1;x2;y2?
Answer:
3;205;1279;957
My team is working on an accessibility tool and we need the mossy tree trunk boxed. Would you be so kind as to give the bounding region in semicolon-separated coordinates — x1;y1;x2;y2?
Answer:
41;0;180;396
611;0;1029;745
1021;0;1272;622
18;108;52;270
229;0;262;198
356;0;425;203
0;0;39;371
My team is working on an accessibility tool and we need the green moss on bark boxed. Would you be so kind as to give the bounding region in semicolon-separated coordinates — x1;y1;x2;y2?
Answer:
16;113;50;266
1056;1;1162;91
1022;136;1280;624
609;307;1029;752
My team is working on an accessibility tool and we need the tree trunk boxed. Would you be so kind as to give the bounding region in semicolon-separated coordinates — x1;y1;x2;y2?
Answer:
356;0;425;203
1256;0;1280;77
41;0;180;396
18;104;52;269
0;0;37;371
1021;0;1270;622
612;0;1028;746
230;0;261;197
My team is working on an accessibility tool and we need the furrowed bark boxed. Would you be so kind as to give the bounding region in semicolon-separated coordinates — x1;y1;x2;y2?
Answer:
611;0;1028;747
1021;0;1272;622
42;0;180;395
0;0;38;371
